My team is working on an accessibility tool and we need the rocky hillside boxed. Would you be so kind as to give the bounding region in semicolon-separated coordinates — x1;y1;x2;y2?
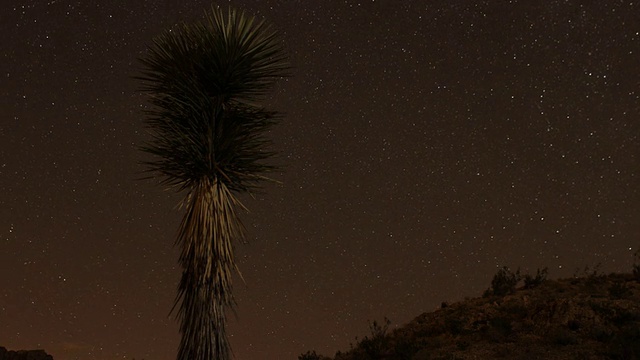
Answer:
0;347;53;360
301;269;640;360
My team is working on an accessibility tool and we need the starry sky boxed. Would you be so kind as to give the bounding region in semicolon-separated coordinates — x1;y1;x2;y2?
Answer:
1;1;639;359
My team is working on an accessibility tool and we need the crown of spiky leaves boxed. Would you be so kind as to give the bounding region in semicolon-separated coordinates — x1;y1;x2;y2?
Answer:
138;6;289;192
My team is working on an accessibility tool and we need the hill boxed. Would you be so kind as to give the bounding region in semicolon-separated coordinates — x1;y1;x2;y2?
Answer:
0;347;53;360
301;268;640;360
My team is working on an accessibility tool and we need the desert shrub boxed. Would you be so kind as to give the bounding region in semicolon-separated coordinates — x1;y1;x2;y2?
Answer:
574;263;603;278
482;288;493;298
523;267;548;289
608;281;633;300
298;350;325;360
486;267;521;297
356;318;391;359
579;263;609;289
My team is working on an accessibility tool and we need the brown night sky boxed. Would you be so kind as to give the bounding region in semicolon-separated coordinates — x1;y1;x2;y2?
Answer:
1;1;639;359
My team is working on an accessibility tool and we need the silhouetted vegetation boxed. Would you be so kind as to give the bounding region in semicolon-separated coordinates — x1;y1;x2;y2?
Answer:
483;266;549;298
360;318;391;359
609;281;633;300
137;6;288;360
298;350;330;360
483;266;550;298
483;266;520;297
523;267;548;289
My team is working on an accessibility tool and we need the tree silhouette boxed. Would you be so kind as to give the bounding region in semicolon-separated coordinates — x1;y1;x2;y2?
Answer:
137;6;288;360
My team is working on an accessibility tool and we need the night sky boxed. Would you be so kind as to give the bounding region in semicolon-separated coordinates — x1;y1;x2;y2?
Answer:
2;1;639;359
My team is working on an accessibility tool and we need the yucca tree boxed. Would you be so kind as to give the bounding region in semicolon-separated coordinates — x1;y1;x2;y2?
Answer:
137;6;288;360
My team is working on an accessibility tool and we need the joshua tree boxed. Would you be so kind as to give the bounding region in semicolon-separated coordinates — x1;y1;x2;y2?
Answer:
137;6;288;360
